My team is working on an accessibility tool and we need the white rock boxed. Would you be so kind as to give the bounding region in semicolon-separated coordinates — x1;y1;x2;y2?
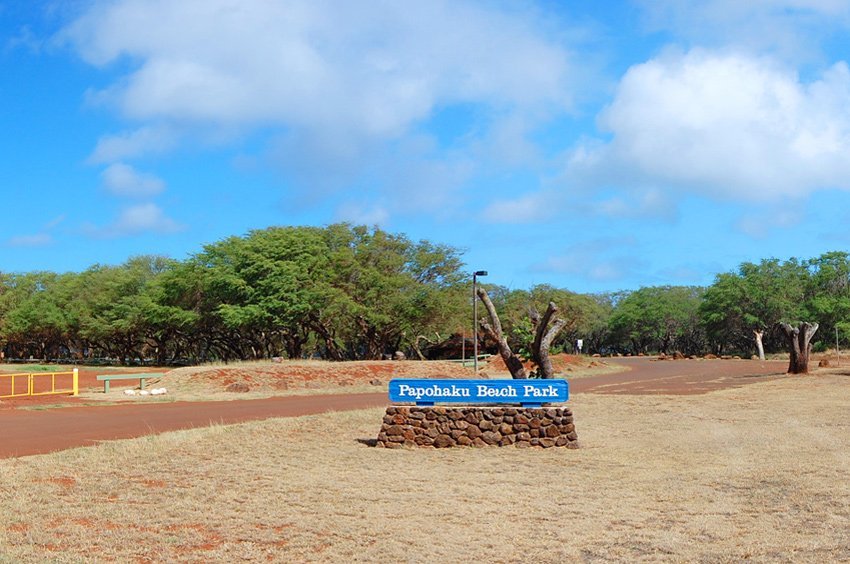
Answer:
139;390;150;396
123;389;137;396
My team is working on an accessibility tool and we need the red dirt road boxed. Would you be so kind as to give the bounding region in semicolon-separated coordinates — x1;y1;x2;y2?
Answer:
574;357;789;395
0;358;791;458
0;393;388;458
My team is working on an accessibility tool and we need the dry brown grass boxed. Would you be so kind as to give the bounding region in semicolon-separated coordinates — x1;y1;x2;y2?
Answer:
1;372;848;562
75;358;623;404
76;360;471;404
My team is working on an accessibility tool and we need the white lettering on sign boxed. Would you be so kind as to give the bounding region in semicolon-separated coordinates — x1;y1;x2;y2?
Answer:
397;383;472;400
476;385;518;398
390;379;567;404
523;384;558;397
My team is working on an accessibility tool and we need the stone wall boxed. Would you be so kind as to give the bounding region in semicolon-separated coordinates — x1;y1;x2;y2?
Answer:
376;406;578;449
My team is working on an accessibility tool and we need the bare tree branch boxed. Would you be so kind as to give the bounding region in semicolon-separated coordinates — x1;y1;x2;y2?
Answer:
532;302;566;379
476;287;528;379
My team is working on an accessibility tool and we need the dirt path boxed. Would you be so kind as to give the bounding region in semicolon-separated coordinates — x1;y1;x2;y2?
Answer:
0;358;792;458
0;393;387;458
574;357;789;394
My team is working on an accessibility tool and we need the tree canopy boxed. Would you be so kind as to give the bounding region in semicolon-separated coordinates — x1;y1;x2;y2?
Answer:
0;225;847;364
0;224;468;364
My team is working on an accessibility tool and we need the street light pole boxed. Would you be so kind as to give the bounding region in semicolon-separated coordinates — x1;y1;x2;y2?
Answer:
473;270;488;374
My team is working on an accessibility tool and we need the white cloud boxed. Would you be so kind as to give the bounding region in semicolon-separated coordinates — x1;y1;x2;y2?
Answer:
86;203;183;238
89;125;178;163
660;264;711;284
7;233;52;247
536;254;630;283
334;203;389;227
270;130;473;213
60;0;575;209
736;207;804;238
7;25;44;54
567;49;850;203
378;142;475;214
485;114;545;168
63;1;571;130
101;163;165;198
6;215;65;248
636;0;850;60
481;193;554;224
595;189;675;220
532;237;641;283
44;214;66;229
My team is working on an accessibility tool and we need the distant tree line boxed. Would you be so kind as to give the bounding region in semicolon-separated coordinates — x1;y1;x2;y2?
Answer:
0;224;467;364
475;252;850;360
1;223;848;364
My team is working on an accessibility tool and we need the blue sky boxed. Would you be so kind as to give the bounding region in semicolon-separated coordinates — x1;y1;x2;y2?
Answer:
4;1;850;293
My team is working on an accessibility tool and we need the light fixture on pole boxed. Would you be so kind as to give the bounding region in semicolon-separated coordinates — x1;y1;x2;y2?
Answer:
473;270;488;373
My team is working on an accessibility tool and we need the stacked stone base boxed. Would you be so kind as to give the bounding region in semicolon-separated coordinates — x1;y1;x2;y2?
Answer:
376;406;578;449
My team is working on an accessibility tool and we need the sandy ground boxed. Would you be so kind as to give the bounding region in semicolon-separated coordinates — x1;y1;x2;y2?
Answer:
0;369;846;562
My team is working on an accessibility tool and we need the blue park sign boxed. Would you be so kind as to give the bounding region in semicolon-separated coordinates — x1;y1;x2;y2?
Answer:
388;379;569;407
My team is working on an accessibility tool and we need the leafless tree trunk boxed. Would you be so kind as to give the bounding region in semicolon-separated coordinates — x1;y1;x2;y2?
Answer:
309;317;345;361
412;333;440;361
476;287;528;379
780;322;819;374
754;329;765;361
412;335;427;361
530;302;567;379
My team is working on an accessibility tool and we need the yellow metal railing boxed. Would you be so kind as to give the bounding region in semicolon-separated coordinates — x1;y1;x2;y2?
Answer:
0;372;31;398
0;369;78;399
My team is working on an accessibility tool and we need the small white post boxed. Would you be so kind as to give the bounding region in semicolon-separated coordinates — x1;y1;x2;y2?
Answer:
836;326;840;367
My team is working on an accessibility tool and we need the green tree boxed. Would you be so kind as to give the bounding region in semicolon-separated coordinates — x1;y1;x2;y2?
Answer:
161;224;468;362
320;224;466;359
0;272;69;359
700;258;808;357
803;251;850;350
70;257;171;364
480;285;612;356
610;286;705;355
